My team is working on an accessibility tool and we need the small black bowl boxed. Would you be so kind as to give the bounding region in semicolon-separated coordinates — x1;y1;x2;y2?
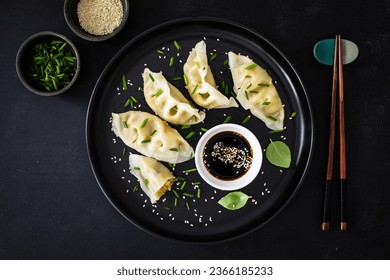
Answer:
16;31;80;96
64;0;129;42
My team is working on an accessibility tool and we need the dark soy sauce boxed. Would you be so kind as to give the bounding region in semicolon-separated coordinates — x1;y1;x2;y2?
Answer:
203;131;253;181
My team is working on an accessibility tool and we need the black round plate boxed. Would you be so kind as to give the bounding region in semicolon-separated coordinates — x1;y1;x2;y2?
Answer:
86;18;314;243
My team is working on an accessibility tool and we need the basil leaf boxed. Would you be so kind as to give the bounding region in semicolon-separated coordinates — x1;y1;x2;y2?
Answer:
218;191;252;210
265;139;291;168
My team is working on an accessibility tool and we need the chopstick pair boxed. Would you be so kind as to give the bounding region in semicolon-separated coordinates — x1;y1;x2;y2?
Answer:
321;35;347;231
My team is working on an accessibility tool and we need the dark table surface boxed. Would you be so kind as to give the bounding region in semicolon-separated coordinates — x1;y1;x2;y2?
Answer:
1;0;389;260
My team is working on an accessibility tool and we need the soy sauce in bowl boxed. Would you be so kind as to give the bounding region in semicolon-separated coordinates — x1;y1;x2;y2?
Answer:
203;131;253;181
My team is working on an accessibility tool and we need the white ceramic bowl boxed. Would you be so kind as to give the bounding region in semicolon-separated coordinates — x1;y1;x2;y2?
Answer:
195;124;262;191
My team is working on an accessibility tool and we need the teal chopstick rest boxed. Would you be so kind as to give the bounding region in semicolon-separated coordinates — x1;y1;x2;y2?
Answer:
314;39;359;65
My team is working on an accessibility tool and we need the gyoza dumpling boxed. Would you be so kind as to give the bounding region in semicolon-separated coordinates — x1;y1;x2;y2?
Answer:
183;41;238;109
228;51;284;130
143;68;205;125
129;154;175;203
112;110;194;163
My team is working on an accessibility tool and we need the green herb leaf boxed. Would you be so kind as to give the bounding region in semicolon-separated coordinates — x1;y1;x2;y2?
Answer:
218;191;252;210
265;139;291;168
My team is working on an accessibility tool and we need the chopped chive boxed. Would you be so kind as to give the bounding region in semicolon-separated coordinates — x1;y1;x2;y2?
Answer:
122;121;128;128
223;59;228;66
197;188;201;198
183;168;197;173
172;189;180;198
230;90;236;97
192;181;201;185
122;147;127;156
144;179;149;186
180;181;187;190
173;76;182;81
201;127;209;132
185;131;196;139
245;90;249;100
175;176;186;181
174;197;178;207
269;129;285;134
189;101;196;108
174;40;182;50
181;124;191;129
156;49;164;54
133;167;141;170
169;57;175;67
190;152;193;158
221;80;226;90
210;53;217;61
140;118;149;128
224;84;229;95
133;186;138;192
267;116;278;121
291;111;297;118
122;74;127;90
183;192;194;198
150;129;157;136
124;98;132;108
154;89;163;98
148;73;155;82
183;74;189;85
130;96;138;103
246;83;252;89
141;139;151;144
258;83;270;87
262;101;271;105
186;201;191;210
250;90;259;93
164;206;171;210
191;83;199;95
245;63;257;70
170;148;179;152
169;163;176;169
242;115;251;124
223;115;232;123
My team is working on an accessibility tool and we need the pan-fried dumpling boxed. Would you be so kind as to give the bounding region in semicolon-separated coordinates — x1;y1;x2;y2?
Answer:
228;51;284;130
143;68;205;125
183;41;238;109
112;110;194;163
129;154;175;204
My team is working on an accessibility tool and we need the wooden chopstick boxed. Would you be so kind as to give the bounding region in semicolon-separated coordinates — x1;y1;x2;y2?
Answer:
321;35;339;231
338;35;348;231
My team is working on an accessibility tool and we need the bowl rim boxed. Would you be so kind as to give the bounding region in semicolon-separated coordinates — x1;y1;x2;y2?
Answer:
15;31;81;96
194;123;263;191
63;0;129;42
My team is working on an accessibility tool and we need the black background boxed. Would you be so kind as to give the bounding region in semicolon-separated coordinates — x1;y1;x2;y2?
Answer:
1;0;389;259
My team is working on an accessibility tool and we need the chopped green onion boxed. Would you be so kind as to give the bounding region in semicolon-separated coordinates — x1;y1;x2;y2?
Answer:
242;115;251;124
183;168;197;174
122;74;127;90
141;139;151;144
133;167;141;170
122;121;128;128
169;57;175;67
183;192;194;198
269;129;285;134
223;115;232;123
197;188;201;198
192;181;201;185
173;40;182;50
122;147;127;156
246;83;252;89
250;90;259;93
291;111;297;118
148;73;155;82
267;116;278;121
130;96;138;103
191;83;199;95
245;90;249;100
156;49;164;54
140;118;149;128
186;201;191;210
155;89;163;98
144;179;149;186
164;206;171;210
124;98;132;108
174;197;178;207
245;63;257;70
258;83;270;87
175;176;186;181
262;101;271;105
185;131;196;139
196;62;201;69
172;189;180;198
201;127;209;132
170;148;179;152
183;74;189;85
180;181;187;190
150;129;157;136
223;59;228;66
173;76;182;81
133;186;139;192
210;53;217;61
190;152;193;158
181;124;191;129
